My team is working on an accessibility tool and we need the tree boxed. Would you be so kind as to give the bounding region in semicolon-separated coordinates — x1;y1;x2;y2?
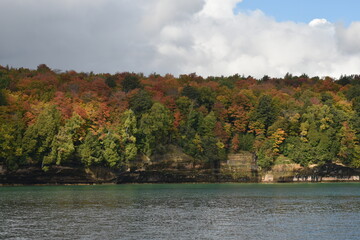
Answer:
121;74;141;93
43;114;85;167
0;121;23;169
22;106;61;165
175;96;192;116
231;134;240;153
181;85;200;101
197;86;216;111
337;122;360;168
102;132;123;168
128;90;153;117
118;110;138;163
251;95;278;133
0;70;10;89
198;111;226;169
227;104;249;133
105;75;117;88
0;90;7;106
139;103;173;156
256;139;275;170
37;64;52;73
297;104;339;165
78;132;103;167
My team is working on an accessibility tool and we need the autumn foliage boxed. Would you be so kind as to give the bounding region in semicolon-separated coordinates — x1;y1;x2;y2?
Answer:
1;64;360;171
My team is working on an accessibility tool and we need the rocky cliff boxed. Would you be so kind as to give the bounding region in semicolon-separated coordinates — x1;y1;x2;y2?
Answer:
0;165;117;185
1;149;360;184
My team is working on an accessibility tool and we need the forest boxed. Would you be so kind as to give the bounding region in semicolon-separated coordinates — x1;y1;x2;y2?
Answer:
1;64;360;172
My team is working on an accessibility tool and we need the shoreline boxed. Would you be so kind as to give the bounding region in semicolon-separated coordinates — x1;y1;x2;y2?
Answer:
2;180;360;187
1;162;360;186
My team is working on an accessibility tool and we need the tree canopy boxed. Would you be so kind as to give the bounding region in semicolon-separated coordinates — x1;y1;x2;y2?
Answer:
1;65;360;171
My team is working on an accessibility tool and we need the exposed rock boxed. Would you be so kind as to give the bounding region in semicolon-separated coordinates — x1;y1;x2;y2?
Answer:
262;174;274;182
293;163;360;182
262;162;302;182
0;165;117;185
220;152;259;182
2;151;360;184
129;145;198;172
117;169;256;183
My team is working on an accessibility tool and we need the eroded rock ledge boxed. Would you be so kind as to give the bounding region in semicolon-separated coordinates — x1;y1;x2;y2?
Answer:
1;150;360;184
0;165;117;185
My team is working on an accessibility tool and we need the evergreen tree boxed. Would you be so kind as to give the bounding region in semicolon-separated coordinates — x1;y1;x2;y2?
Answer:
22;106;61;166
121;74;141;93
139;103;173;156
43;114;85;167
251;95;279;133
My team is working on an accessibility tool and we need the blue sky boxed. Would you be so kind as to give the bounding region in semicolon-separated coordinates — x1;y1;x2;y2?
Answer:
236;0;359;25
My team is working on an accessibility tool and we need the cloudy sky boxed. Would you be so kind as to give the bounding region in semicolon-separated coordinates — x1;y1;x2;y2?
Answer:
0;0;359;78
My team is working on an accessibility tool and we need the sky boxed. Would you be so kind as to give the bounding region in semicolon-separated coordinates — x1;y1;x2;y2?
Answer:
236;0;360;25
0;0;360;78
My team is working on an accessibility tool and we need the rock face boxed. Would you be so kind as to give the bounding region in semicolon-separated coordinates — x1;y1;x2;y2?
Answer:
262;162;302;182
220;152;259;182
261;161;360;183
128;145;197;172
293;163;360;182
1;149;360;184
118;170;224;183
119;150;260;183
0;165;117;185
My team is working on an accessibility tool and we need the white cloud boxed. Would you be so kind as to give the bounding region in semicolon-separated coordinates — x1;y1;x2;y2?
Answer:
0;0;359;78
336;22;360;54
152;3;360;78
199;0;240;19
309;18;331;27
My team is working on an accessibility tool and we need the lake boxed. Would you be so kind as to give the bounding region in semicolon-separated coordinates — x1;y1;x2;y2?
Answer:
1;183;360;239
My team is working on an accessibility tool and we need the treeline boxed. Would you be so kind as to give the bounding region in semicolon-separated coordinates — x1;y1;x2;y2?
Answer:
1;64;360;171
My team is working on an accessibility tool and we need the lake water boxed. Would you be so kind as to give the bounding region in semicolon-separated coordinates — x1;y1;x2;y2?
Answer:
1;183;360;240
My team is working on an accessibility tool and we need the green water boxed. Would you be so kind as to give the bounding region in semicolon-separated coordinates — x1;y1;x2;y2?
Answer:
1;183;360;239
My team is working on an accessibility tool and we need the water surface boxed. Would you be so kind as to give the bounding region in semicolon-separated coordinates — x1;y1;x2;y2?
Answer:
1;183;360;239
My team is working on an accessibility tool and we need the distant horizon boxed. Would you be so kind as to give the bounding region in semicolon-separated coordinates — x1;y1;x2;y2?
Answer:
1;63;359;80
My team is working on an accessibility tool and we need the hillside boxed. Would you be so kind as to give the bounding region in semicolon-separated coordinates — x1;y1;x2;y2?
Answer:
1;64;360;183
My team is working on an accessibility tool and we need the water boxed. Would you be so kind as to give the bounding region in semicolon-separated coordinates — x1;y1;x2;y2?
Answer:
1;183;360;240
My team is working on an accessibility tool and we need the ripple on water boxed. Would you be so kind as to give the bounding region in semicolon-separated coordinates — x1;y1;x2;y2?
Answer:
1;183;360;239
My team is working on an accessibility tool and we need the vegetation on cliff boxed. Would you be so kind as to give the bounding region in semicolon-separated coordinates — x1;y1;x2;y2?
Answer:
1;64;360;173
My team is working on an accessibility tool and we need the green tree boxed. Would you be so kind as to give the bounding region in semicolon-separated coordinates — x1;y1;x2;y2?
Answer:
78;132;104;167
121;74;141;93
256;139;275;170
337;122;360;168
283;136;311;166
0;122;23;169
22;106;61;165
181;85;199;101
238;133;255;151
129;90;153;117
251;95;279;133
297;105;339;165
102;132;123;168
175;96;193;116
346;85;360;100
0;90;7;106
43;114;85;167
139;103;173;156
105;75;117;88
198;86;216;111
198;111;226;169
118;110;138;163
0;70;11;89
